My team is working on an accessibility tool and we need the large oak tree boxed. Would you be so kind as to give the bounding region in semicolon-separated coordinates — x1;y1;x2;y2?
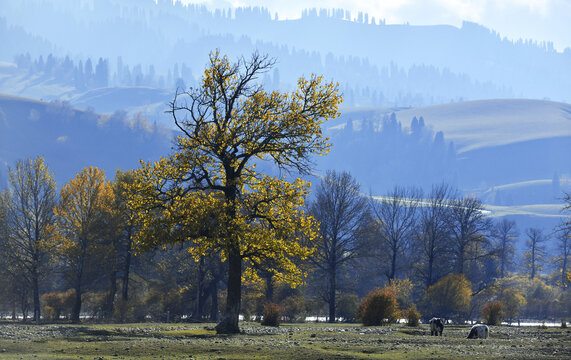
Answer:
128;51;342;333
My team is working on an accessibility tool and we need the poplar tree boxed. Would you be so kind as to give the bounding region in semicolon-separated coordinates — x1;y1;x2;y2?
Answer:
524;228;547;280
51;167;114;323
4;157;56;324
309;170;368;323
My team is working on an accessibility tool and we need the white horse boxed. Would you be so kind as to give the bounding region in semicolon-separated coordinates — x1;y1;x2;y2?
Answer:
467;324;489;339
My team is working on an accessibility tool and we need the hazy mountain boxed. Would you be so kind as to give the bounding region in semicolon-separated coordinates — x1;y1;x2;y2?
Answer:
0;0;569;110
0;94;173;188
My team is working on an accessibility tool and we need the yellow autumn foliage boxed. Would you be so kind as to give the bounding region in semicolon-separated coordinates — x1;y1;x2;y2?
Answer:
126;51;342;293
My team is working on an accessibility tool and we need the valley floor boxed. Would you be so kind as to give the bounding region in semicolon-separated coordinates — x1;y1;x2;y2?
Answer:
0;322;569;359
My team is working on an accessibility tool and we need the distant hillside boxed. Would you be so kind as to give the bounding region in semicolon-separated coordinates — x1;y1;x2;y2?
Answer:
70;87;173;114
323;99;571;207
0;94;173;188
69;86;175;125
392;99;571;152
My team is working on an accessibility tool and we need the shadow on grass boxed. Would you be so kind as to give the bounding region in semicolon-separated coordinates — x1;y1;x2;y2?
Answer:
398;328;427;336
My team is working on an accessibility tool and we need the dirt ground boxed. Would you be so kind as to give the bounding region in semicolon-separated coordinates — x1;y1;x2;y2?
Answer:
0;321;569;359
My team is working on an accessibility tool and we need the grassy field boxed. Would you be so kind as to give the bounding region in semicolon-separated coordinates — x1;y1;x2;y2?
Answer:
0;321;569;359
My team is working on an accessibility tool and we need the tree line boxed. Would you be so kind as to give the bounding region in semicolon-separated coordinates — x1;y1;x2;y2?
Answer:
0;158;569;328
306;171;570;325
323;113;457;192
0;51;569;334
10;50;505;109
13;53;195;91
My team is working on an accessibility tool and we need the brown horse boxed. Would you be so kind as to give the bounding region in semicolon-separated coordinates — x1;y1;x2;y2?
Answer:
429;317;445;336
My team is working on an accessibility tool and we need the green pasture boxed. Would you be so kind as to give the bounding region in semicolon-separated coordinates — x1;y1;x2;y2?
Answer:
0;322;569;359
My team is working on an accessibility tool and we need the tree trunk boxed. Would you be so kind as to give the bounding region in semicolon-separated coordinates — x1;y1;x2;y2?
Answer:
72;282;82;323
458;245;465;274
193;256;204;321
390;244;397;280
531;246;536;279
427;254;434;287
500;243;506;278
328;268;336;323
32;272;41;324
21;288;29;322
12;297;16;320
72;241;87;323
210;280;219;322
122;228;133;301
215;249;242;334
264;272;274;302
103;271;117;320
562;253;568;287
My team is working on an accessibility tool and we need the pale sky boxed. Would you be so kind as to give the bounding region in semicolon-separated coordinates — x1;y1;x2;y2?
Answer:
180;0;571;52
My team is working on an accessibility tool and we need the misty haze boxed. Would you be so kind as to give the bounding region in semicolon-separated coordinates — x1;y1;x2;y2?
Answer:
0;1;570;359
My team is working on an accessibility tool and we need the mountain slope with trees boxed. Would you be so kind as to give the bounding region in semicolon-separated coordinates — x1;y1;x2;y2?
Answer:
0;94;173;189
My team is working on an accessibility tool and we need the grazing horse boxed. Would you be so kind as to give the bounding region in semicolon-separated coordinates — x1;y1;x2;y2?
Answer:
467;324;489;339
429;317;445;336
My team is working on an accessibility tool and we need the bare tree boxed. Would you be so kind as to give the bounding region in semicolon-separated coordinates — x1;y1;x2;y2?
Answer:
369;186;420;281
448;196;492;275
558;192;571;286
0;189;8;250
4;157;57;324
309;170;368;323
112;170;139;302
492;219;519;278
524;228;547;279
0;191;18;318
553;227;570;287
415;183;454;287
564;192;571;216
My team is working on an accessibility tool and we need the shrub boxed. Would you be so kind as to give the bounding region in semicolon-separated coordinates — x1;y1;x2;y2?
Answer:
387;278;414;310
356;287;398;326
424;274;471;322
405;306;421;327
41;289;76;321
113;297;147;323
280;296;305;323
261;302;282;326
500;288;526;324
336;293;360;323
82;291;107;319
43;305;57;322
41;293;62;321
524;280;558;319
482;301;505;325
